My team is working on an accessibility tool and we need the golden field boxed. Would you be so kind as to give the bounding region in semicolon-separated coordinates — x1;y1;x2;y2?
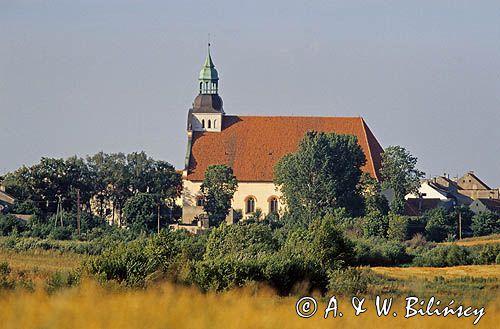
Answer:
439;234;500;246
371;264;500;280
0;280;498;329
0;247;498;328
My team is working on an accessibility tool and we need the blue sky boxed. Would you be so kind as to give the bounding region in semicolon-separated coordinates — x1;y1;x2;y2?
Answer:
1;1;500;186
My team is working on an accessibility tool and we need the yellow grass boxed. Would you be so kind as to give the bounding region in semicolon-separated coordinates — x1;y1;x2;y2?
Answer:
0;280;497;329
0;248;84;278
440;234;500;246
371;265;500;280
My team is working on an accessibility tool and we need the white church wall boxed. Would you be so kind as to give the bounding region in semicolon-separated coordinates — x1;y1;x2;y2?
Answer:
181;180;283;223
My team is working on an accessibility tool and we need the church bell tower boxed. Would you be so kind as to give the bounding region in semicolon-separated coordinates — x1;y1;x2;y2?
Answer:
187;43;224;133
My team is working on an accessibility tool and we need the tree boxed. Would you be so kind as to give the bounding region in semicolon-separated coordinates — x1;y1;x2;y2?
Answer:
359;173;389;215
123;193;158;233
380;146;425;214
310;212;354;270
200;165;238;227
471;211;499;237
362;210;389;238
424;207;455;242
274;131;366;224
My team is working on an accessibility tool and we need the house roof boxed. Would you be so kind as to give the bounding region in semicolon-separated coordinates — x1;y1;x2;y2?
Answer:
0;190;15;205
476;198;500;214
186;116;383;182
404;198;454;216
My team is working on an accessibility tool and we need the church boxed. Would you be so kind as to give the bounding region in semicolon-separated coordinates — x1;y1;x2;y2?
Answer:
181;47;384;224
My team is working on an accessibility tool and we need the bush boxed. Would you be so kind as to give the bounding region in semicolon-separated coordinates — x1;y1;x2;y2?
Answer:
353;237;411;266
387;214;409;241
0;214;27;236
85;240;151;287
362;211;388;238
327;267;371;295
413;245;472;267
471;212;499;237
0;261;15;290
424;208;455;242
204;222;277;260
475;244;500;265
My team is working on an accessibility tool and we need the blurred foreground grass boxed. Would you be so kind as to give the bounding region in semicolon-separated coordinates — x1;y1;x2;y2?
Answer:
0;280;498;329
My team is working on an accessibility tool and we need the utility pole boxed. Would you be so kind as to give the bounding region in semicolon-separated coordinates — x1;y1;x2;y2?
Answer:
458;211;462;240
76;189;81;236
157;203;161;234
55;195;64;227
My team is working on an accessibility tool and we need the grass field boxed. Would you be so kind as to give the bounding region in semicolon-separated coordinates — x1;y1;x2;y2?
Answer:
0;246;498;328
371;264;500;279
439;234;500;246
0;248;84;281
0;280;498;329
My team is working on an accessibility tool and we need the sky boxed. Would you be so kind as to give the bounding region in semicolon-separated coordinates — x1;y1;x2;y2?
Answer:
1;1;500;186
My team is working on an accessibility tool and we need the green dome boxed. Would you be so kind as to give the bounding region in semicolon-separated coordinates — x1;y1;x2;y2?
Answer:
199;51;219;81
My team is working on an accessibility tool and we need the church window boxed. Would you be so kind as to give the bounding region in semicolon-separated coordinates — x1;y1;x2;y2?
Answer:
245;197;256;214
208;120;211;128
202;119;205;128
269;197;278;213
214;119;217;128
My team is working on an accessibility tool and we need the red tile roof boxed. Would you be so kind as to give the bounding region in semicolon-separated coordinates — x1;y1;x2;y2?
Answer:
186;116;383;182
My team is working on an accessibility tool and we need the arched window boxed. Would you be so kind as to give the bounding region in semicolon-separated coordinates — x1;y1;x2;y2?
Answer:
208;120;211;128
245;197;256;214
196;196;205;207
214;119;217;128
269;197;278;213
202;119;205;128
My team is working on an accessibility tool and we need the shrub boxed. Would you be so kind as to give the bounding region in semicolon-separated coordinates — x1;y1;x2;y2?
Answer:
471;212;499;237
0;214;27;236
311;212;354;270
475;244;500;265
353;237;411;266
0;261;15;290
424;208;455;242
362;211;388;238
327;267;371;295
85;240;151;287
204;223;277;261
387;214;409;241
413;245;472;267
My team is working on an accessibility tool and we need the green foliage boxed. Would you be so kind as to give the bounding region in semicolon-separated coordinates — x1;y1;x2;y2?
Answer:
45;271;79;294
200;165;238;227
471;212;500;237
85;240;150;287
353;237;411;266
387;214;409;241
359;173;389;215
380;145;425;214
424;208;455;242
362;210;389;238
274;131;366;224
0;214;27;236
476;244;500;265
413;245;472;267
204;223;277;260
327;267;371;295
310;212;354;270
0;261;15;290
2;152;181;228
123;193;158;233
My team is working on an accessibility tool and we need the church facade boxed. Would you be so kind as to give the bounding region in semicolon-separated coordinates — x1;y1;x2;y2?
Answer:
181;48;384;224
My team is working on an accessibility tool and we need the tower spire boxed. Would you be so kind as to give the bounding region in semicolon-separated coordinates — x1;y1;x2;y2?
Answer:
199;40;218;94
